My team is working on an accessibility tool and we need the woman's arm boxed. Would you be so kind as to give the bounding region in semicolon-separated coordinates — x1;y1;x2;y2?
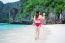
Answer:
40;15;44;23
32;16;35;25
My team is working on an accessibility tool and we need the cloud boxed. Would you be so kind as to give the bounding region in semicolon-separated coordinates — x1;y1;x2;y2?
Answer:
0;0;20;4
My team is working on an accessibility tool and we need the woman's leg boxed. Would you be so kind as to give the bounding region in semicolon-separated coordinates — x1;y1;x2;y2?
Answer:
35;26;38;40
35;26;40;40
37;26;40;39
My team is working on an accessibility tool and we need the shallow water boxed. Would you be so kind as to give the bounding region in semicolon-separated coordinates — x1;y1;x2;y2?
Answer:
0;23;26;30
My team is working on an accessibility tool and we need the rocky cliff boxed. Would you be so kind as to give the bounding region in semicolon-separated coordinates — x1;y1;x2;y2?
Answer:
0;1;21;23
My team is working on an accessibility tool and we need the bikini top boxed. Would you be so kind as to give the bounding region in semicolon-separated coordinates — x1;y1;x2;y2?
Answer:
35;18;41;23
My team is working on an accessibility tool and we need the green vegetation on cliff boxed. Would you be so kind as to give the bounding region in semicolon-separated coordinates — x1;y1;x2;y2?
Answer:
19;0;65;19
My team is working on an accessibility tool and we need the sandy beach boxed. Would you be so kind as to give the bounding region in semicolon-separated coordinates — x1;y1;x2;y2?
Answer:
0;24;65;43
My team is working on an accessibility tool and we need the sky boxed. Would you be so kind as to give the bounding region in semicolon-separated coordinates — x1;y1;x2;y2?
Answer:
0;0;20;4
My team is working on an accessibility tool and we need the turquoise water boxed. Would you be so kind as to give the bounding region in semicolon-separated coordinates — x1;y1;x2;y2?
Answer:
0;23;25;30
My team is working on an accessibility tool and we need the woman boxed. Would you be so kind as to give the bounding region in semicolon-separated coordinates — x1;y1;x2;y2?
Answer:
33;11;43;40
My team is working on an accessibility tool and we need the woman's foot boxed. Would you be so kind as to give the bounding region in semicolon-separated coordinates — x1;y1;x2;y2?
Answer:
35;37;39;40
35;37;38;40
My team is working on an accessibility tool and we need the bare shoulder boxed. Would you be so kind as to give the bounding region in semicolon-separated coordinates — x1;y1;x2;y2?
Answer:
39;15;44;20
39;15;43;18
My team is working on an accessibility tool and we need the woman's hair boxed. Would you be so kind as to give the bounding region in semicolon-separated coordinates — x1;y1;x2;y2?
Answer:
35;11;40;19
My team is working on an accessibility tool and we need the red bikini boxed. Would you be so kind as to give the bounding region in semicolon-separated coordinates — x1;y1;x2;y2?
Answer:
34;19;41;27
